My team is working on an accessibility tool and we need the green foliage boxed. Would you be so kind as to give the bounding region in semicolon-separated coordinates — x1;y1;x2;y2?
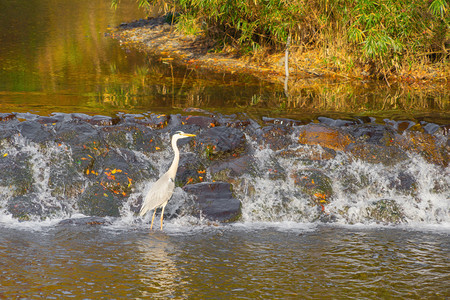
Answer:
116;0;449;76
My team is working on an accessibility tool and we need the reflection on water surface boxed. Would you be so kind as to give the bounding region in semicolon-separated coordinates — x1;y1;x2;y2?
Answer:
1;225;448;298
0;0;448;123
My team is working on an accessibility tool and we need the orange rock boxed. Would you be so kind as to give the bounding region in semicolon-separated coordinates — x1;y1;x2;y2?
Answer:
298;124;354;151
392;132;448;166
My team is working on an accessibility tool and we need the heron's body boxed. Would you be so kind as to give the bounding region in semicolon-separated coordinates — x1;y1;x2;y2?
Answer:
139;131;195;230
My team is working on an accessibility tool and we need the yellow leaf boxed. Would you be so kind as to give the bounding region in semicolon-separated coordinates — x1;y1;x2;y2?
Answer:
2;153;7;157
103;193;108;197
86;169;90;175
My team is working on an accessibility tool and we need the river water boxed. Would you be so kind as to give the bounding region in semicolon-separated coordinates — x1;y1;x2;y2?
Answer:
0;0;449;299
1;222;449;299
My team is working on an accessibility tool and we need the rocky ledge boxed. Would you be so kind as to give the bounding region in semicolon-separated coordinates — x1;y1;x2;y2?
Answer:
0;111;448;224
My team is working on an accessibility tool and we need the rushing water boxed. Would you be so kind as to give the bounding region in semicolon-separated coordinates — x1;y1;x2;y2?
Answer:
0;0;449;298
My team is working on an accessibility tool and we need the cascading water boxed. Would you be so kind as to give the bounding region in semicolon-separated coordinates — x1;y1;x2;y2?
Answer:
236;142;449;224
0;112;448;228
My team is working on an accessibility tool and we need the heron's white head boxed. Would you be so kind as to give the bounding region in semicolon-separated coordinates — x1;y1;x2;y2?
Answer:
172;131;196;141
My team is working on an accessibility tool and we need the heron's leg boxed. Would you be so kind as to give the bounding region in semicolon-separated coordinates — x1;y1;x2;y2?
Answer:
160;204;167;230
150;209;157;230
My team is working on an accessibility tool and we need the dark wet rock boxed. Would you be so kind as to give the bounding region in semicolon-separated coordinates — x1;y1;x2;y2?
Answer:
181;115;218;129
7;195;43;220
83;147;155;196
71;113;92;122
183;182;241;222
347;124;395;145
58;216;112;226
346;143;408;166
210;155;258;181
17;121;54;143
176;153;206;186
55;120;100;146
262;117;304;127
297;124;355;151
37;116;60;125
137;113;169;129
420;122;440;135
0;122;19;139
318;117;358;127
87;115;118;126
0;153;34;197
78;184;124;217
366;199;405;224
216;113;258;130
100;124;162;153
292;169;333;206
384;119;416;133
196;126;247;159
219;116;253;129
260;125;294;151
183;107;212;114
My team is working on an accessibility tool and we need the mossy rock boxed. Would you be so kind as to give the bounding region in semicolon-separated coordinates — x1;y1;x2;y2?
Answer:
196;126;247;160
0;152;34;197
366;199;405;224
77;184;123;217
292;169;333;205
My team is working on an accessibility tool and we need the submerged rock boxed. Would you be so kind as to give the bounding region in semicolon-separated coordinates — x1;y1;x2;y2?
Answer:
346;143;407;166
366;199;405;224
7;195;43;220
291;169;333;207
183;182;241;222
260;125;294;151
58;216;112;226
392;131;448;166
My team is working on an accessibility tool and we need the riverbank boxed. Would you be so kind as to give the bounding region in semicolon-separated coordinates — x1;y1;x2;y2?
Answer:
108;16;449;85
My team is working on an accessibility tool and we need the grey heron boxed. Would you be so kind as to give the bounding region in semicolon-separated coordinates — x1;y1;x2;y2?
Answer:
139;131;196;230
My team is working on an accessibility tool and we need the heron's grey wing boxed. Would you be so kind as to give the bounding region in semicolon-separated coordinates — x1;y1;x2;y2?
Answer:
139;172;175;216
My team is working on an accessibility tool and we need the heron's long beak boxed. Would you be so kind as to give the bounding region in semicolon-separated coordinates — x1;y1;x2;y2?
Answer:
182;133;196;137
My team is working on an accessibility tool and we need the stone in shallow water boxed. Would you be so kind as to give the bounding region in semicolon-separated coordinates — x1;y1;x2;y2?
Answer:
183;182;241;222
366;199;405;224
58;216;111;226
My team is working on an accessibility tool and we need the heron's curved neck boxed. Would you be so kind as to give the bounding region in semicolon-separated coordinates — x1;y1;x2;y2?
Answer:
167;137;180;179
